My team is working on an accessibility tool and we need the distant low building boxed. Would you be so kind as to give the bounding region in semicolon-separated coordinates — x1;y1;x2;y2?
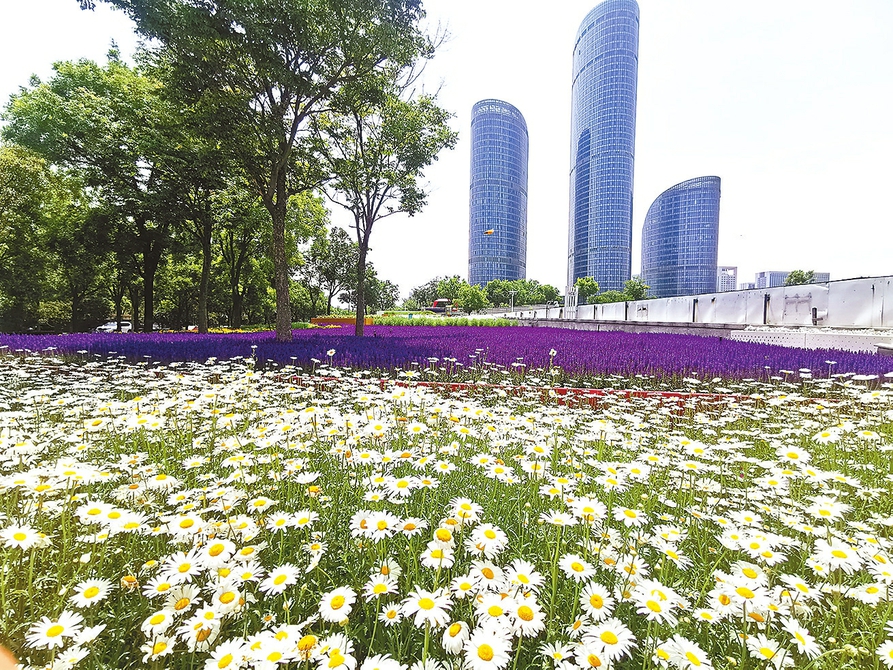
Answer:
755;271;831;288
739;282;756;290
716;266;737;292
755;271;788;289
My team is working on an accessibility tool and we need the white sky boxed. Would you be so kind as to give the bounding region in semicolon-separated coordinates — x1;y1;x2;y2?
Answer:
2;0;892;296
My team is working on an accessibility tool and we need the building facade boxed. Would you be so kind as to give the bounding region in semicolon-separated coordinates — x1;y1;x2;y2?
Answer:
717;266;737;292
468;99;529;286
755;271;789;289
567;0;639;293
641;176;722;298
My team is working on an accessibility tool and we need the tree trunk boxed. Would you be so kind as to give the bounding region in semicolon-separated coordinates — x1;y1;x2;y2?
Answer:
232;289;243;329
197;208;212;334
326;290;334;315
268;169;292;342
129;285;141;332
143;268;155;333
355;239;367;337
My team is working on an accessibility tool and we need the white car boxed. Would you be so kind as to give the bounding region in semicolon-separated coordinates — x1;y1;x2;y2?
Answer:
95;321;132;333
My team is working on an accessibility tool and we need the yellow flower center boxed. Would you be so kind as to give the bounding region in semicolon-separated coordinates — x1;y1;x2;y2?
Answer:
419;597;435;610
46;625;65;638
477;644;494;661
330;595;345;610
83;586;100;599
518;606;534;621
298;635;317;651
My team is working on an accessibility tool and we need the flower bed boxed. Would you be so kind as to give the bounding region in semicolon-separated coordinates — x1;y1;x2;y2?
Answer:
1;354;892;669
1;326;892;380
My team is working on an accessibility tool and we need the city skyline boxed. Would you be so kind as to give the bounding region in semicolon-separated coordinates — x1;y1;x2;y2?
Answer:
1;1;891;297
468;99;529;286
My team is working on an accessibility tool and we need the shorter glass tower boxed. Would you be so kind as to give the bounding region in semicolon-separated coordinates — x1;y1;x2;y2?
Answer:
468;99;528;286
641;176;721;298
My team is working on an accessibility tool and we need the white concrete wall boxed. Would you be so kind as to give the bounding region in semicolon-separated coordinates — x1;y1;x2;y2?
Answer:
502;275;893;330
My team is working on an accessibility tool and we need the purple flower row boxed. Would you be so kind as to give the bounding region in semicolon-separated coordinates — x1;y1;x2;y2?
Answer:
1;326;890;380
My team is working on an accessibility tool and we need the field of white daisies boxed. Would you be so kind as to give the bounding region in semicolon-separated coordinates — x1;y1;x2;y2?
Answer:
2;353;893;670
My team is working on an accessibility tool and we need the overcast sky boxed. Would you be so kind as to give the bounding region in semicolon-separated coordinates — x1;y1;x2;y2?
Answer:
2;0;891;296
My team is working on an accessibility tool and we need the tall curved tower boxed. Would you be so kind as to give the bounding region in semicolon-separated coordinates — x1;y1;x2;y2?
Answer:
567;0;639;293
641;176;722;298
468;99;529;286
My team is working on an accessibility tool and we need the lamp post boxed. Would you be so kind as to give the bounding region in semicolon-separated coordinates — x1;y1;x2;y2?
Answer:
508;290;517;314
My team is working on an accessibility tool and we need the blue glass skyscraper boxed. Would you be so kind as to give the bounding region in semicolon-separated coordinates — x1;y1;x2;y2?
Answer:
468;99;528;286
567;0;639;293
641;176;721;298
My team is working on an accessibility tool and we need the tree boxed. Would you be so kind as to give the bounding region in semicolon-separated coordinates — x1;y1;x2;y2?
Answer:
3;54;173;332
409;277;446;309
302;226;359;316
42;180;114;331
435;276;467;302
574;276;600;304
457;283;489;314
785;270;815;286
0;144;50;330
214;183;268;329
594;290;627;304
339;264;399;314
88;0;435;342
624;277;649;301
319;89;457;335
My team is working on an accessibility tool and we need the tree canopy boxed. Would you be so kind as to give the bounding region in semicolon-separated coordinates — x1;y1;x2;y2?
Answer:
85;0;436;341
785;270;816;286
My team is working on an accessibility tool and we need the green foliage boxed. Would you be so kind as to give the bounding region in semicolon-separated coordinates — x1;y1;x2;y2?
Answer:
90;0;438;341
785;270;816;286
574;276;601;304
319;87;458;335
3;55;176;331
594;290;628;304
456;283;490;314
339;265;400;314
624;277;650;301
484;278;560;307
408;277;445;308
0;144;50;330
373;316;517;326
435;276;467;302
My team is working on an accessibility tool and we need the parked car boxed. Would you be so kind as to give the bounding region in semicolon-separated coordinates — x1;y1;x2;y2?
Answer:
95;321;132;333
